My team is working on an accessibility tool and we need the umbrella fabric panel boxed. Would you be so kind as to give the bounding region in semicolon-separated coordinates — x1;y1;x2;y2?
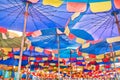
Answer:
0;0;73;32
0;58;28;66
70;10;120;40
13;50;49;57
55;49;79;58
28;34;79;49
79;41;120;55
40;28;64;35
68;0;120;40
0;36;23;48
70;29;94;40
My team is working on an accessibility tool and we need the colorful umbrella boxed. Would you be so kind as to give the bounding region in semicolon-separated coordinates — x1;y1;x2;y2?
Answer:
27;28;82;79
68;0;120;40
27;28;93;49
0;58;28;66
0;28;24;48
27;27;94;79
0;36;22;48
54;49;79;58
0;1;73;79
13;50;50;57
79;40;120;55
79;40;120;79
0;0;73;32
28;34;80;49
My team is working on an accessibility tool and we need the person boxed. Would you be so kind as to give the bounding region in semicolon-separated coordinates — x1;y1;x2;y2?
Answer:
0;69;3;80
10;70;14;80
28;74;33;80
4;70;11;80
21;73;26;80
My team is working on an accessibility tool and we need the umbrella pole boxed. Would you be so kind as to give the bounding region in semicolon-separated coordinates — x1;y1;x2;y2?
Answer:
104;54;107;80
113;12;120;35
18;2;29;80
57;34;60;80
70;50;72;80
26;51;32;80
109;44;118;80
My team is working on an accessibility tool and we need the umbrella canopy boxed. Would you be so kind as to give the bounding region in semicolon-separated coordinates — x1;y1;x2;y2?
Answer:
0;58;28;66
0;28;24;48
55;49;79;58
70;29;94;40
28;34;79;49
0;0;73;32
0;36;22;48
13;50;50;57
27;28;81;49
68;0;120;40
79;40;120;55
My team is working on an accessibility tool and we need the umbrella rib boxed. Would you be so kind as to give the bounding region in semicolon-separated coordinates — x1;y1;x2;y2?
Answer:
31;6;63;28
14;0;24;8
106;14;115;37
7;0;22;8
84;18;107;31
0;2;23;11
34;3;71;17
33;4;55;11
30;6;55;29
111;17;116;37
92;15;112;33
3;39;9;47
0;6;24;21
77;13;107;23
9;6;25;28
33;5;69;20
46;35;58;49
93;16;112;39
11;38;22;47
99;20;113;39
80;17;101;23
86;14;111;32
75;15;105;30
94;13;108;18
71;13;110;30
29;7;39;30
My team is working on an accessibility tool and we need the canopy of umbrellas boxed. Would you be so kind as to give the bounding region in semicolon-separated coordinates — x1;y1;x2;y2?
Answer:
0;0;120;79
0;27;120;79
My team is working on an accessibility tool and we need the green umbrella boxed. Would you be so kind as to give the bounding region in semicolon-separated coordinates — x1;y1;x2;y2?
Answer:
0;50;6;57
0;32;26;48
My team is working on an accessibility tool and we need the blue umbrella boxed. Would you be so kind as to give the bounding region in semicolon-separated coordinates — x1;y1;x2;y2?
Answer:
55;49;79;58
27;31;79;79
27;28;93;49
0;0;73;32
79;40;120;55
28;35;76;49
28;34;79;49
27;28;93;79
0;58;28;66
27;28;81;49
68;0;120;40
0;1;73;78
13;50;50;57
79;40;120;79
70;29;94;40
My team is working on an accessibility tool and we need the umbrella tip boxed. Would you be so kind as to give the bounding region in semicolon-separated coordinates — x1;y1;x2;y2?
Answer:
22;0;39;3
27;0;39;3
